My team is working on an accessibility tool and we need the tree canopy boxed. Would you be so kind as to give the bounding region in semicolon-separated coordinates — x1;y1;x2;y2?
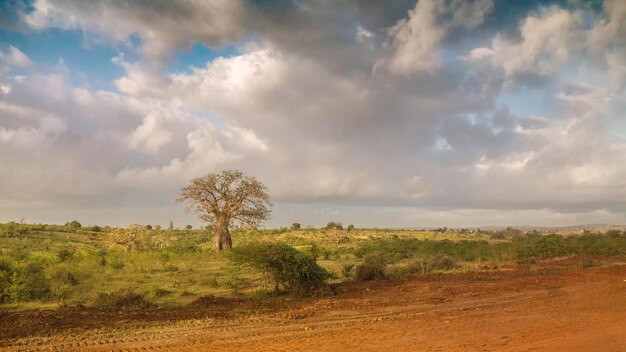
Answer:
177;170;271;251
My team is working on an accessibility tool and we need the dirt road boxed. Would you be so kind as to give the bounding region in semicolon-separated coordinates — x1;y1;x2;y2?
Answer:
2;259;625;351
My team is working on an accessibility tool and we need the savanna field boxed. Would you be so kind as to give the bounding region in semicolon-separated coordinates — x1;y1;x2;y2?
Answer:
1;223;626;351
1;222;625;309
4;0;626;351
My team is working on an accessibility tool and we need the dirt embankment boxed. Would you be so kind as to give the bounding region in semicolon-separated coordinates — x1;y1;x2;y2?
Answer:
1;258;625;351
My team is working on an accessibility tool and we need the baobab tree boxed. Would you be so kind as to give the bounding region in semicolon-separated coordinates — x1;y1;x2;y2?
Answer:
177;170;271;252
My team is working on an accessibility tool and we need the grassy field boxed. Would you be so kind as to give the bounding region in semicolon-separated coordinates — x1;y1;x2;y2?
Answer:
0;222;625;311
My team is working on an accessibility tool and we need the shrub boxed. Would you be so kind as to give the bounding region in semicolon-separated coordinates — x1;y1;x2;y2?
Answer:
512;232;626;263
12;260;52;301
434;256;460;270
513;234;569;262
291;223;301;230
405;259;435;275
229;242;332;296
354;255;386;281
221;270;248;292
326;222;343;230
107;225;148;251
0;223;27;237
52;269;79;286
110;258;125;270
57;248;75;262
341;263;355;278
65;220;82;228
50;268;79;300
606;229;623;237
95;289;154;309
356;238;497;263
489;233;506;240
0;260;14;303
148;287;173;299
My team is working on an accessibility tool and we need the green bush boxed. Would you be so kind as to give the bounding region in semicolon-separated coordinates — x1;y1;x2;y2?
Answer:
512;232;626;263
356;238;499;263
229;242;332;296
50;268;79;300
0;223;27;237
57;248;75;262
354;255;386;281
52;268;79;286
110;258;125;270
0;260;14;303
12;260;52;301
65;220;82;228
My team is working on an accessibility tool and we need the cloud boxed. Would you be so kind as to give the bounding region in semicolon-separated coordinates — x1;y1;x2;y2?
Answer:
448;0;494;28
464;6;582;79
1;1;626;226
388;0;493;74
586;0;626;88
0;45;32;67
388;0;447;74
587;0;626;55
24;0;245;64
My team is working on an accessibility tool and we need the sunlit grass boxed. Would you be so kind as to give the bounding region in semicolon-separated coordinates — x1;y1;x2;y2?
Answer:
0;222;624;311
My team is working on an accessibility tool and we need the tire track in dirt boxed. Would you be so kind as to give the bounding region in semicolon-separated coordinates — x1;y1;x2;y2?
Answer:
2;262;625;352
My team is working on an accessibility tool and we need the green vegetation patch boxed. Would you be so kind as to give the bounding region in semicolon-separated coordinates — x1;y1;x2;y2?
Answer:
228;242;332;296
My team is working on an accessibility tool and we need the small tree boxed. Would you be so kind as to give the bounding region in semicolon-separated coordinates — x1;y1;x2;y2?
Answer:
177;170;271;252
228;243;331;296
108;225;147;251
65;220;81;228
326;221;343;230
0;261;14;303
291;223;301;230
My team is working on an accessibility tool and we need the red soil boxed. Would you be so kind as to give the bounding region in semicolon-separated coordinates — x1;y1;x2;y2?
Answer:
1;258;625;351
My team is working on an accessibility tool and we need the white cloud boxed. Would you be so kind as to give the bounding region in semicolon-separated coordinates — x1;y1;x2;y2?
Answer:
388;0;493;74
25;0;244;64
587;0;626;56
2;1;626;226
388;0;447;74
128;110;176;154
0;46;32;67
465;6;582;78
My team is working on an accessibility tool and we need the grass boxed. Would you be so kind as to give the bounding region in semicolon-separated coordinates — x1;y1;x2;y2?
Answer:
0;222;624;310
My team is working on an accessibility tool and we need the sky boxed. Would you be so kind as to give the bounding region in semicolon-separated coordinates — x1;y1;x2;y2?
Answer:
0;0;626;228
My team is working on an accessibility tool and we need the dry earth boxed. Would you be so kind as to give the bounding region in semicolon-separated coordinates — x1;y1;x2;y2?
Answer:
1;258;625;351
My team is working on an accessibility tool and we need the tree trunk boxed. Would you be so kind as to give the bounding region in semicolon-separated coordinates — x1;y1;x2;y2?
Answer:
213;217;232;252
